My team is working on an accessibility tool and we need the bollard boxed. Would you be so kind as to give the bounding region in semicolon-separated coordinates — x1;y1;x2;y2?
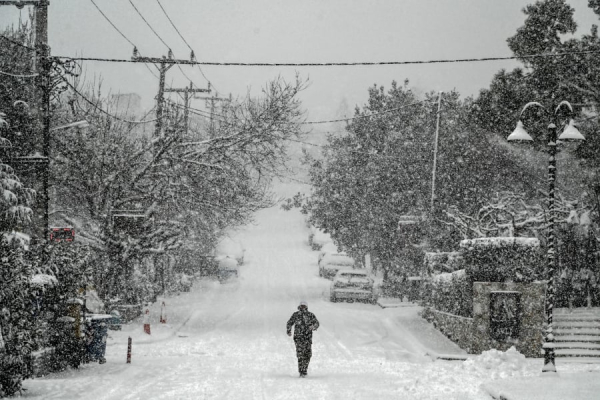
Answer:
126;337;132;363
160;301;167;324
143;309;151;335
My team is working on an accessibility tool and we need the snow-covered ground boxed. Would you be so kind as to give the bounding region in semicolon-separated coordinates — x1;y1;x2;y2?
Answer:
21;181;600;399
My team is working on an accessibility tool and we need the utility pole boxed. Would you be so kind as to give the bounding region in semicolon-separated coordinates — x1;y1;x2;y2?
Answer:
1;1;52;245
430;91;443;216
195;95;229;137
37;0;51;248
164;81;210;135
132;49;198;146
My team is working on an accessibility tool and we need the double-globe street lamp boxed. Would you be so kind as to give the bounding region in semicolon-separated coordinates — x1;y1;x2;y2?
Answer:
507;101;585;373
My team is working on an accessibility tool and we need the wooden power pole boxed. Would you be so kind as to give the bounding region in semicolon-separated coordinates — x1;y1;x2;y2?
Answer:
1;1;52;245
164;81;210;135
195;95;230;137
132;49;199;146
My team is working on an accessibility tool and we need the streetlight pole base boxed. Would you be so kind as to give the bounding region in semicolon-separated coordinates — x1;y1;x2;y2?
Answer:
542;350;557;373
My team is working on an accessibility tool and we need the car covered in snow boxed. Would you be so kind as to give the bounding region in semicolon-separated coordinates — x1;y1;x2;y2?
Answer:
319;252;355;279
216;238;246;265
217;256;239;283
309;227;332;250
330;268;377;304
317;242;340;264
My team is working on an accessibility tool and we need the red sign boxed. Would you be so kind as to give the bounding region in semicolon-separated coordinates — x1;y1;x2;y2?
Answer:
50;228;75;242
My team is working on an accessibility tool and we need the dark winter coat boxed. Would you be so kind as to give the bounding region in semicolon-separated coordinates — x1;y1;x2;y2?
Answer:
287;309;319;342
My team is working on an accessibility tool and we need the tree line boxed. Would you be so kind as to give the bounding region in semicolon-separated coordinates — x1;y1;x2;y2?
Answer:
294;0;600;307
0;20;305;395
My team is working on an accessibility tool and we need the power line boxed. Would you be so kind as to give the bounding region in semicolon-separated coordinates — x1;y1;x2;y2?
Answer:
127;0;205;92
127;0;170;50
90;0;135;48
302;99;432;125
54;48;600;67
63;78;160;124
0;34;35;51
154;0;216;92
88;0;158;79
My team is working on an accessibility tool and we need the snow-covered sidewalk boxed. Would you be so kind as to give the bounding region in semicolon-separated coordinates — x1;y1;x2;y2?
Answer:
483;370;600;400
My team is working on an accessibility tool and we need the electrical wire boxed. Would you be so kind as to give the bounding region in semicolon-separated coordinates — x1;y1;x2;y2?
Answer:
63;78;160;124
0;34;35;51
88;0;158;79
302;99;432;125
154;0;217;92
127;0;170;49
54;48;600;67
90;0;135;48
0;70;38;78
127;0;206;92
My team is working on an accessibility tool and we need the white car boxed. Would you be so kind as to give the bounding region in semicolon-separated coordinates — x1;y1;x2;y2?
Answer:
317;242;340;264
216;238;245;265
330;268;377;304
319;253;355;279
216;256;239;283
309;227;332;250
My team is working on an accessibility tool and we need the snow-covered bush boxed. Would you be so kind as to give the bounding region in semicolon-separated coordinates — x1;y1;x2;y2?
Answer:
0;237;34;397
555;219;600;308
425;269;473;317
424;251;462;274
460;237;543;283
32;243;92;371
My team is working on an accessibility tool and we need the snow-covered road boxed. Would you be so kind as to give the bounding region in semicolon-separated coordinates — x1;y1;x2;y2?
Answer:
21;183;598;399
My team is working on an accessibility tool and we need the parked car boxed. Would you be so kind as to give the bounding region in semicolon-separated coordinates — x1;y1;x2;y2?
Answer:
217;256;239;283
216;238;246;265
319;252;355;279
179;273;192;292
309;227;332;250
330;268;377;304
317;242;340;264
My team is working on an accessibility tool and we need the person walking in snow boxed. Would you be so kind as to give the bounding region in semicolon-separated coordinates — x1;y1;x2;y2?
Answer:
286;301;319;378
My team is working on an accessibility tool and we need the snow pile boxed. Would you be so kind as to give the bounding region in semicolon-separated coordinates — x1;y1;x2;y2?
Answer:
462;346;527;379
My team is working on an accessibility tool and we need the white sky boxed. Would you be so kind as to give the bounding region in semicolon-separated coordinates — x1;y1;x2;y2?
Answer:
1;0;599;125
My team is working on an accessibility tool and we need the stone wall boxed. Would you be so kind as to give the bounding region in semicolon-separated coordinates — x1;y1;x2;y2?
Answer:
422;281;546;358
422;308;475;352
471;282;545;358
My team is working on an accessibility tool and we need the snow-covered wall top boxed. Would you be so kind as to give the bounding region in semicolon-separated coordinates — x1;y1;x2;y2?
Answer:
459;237;540;249
432;268;466;283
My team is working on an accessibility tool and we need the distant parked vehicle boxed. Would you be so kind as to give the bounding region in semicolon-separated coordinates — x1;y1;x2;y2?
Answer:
319;252;355;279
310;228;332;250
179;273;192;292
330;268;377;304
317;242;340;264
216;238;246;265
217;256;239;283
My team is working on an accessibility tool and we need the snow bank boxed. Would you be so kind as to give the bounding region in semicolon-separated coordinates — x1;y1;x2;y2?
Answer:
462;346;527;379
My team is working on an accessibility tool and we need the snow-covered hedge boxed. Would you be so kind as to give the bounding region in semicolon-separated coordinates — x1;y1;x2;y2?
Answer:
425;269;473;317
460;237;543;283
424;251;462;274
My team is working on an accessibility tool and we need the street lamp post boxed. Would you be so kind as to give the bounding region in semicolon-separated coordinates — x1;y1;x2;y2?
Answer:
507;101;585;373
